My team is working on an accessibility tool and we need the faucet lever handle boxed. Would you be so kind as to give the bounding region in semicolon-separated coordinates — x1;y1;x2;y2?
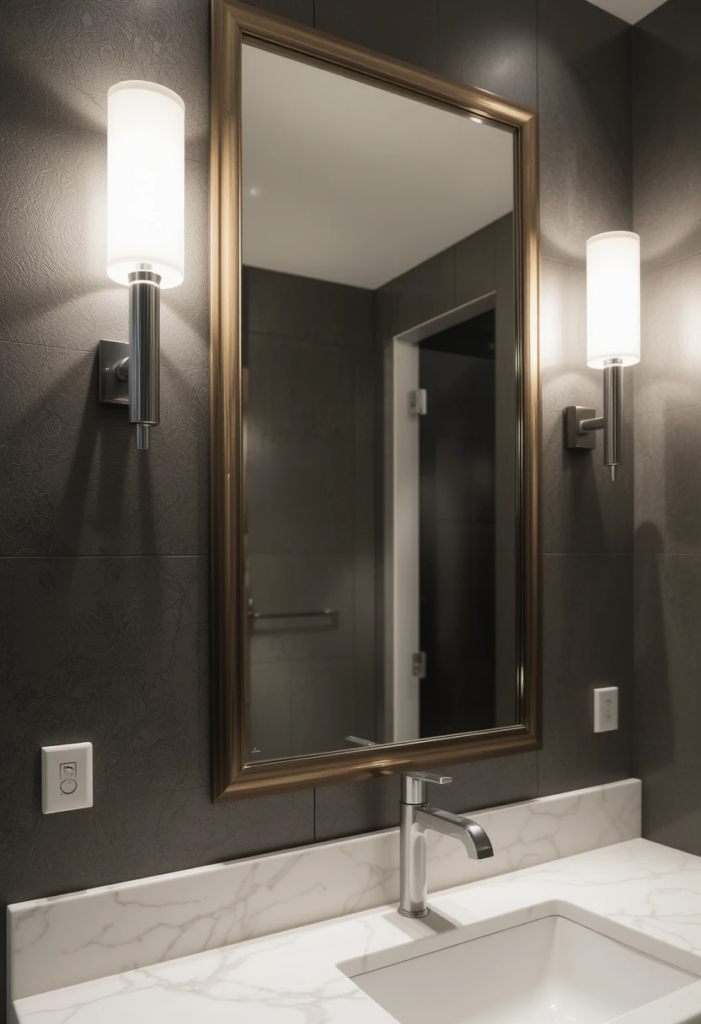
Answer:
406;771;452;785
401;771;452;804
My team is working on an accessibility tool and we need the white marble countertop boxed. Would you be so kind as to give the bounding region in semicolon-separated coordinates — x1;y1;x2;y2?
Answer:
13;836;701;1024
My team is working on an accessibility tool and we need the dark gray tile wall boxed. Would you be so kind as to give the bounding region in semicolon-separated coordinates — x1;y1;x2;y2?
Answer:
537;0;634;797
633;0;701;854
245;267;377;758
0;0;635;1014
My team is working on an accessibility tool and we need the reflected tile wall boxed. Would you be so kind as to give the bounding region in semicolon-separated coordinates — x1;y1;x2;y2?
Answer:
246;268;376;759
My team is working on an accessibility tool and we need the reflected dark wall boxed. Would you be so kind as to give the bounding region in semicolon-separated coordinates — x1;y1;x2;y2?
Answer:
419;331;497;737
0;0;634;1015
633;0;701;855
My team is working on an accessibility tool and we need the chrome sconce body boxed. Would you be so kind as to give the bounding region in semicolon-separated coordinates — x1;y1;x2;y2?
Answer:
564;232;640;482
99;270;161;450
98;81;184;450
128;270;161;451
566;358;623;481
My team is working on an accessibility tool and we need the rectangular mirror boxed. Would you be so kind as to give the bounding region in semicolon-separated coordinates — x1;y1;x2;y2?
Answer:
211;0;541;799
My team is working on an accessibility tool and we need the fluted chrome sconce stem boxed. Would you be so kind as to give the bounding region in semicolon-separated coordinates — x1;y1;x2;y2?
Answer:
128;269;161;451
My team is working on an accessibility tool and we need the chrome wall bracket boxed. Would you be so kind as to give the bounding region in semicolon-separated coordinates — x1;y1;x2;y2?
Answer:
98;339;129;406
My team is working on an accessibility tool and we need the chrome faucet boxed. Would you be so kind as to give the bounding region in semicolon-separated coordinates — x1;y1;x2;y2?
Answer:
399;772;494;918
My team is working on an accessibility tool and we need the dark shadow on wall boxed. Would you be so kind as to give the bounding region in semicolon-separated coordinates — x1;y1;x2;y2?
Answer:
633;523;674;834
49;353;157;557
559;408;606;544
0;40;104;135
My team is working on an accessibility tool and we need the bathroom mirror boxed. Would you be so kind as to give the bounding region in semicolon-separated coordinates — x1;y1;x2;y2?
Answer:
211;0;540;799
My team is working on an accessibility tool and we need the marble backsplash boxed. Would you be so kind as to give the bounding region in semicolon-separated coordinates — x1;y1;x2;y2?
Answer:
7;778;641;1004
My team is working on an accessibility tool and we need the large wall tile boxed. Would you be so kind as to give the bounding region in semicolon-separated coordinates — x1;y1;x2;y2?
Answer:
248;435;355;555
314;752;538;841
538;0;632;264
0;118;116;352
245;268;373;349
636;256;701;415
246;0;313;24
454;222;496;307
0;555;315;902
539;553;633;796
634;554;701;855
315;0;439;72
0;114;208;362
633;0;701;270
541;258;634;554
392;247;455;336
248;553;355;662
438;0;537;109
0;0;209;165
633;0;701;861
635;404;701;555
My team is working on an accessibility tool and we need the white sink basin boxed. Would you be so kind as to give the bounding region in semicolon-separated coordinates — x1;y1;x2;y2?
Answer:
341;904;700;1024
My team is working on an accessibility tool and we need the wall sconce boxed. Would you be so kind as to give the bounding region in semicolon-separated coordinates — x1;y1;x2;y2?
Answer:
98;81;185;450
565;231;640;481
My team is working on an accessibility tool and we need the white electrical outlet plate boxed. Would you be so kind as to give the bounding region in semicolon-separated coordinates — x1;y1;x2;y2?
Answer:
593;687;619;733
41;742;93;814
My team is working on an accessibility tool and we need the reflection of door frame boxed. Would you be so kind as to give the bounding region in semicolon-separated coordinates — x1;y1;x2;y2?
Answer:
383;291;496;744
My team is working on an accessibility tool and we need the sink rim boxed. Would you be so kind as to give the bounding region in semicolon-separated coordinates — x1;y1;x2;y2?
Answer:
338;898;701;1020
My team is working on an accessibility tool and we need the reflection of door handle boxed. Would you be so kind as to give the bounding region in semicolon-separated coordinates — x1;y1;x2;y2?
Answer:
413;652;427;678
345;735;376;747
409;388;427;416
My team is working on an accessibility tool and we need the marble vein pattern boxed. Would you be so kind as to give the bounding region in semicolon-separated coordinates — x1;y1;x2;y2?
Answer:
7;779;640;1005
14;837;701;1024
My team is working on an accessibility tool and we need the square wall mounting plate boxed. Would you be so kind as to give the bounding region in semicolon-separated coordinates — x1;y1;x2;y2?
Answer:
565;406;597;450
99;338;129;405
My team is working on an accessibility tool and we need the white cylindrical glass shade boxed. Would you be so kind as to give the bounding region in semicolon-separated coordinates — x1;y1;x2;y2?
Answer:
586;231;640;368
107;81;185;289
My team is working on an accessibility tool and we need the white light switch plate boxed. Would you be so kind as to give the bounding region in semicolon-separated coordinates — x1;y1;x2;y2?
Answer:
41;743;93;814
593;687;619;733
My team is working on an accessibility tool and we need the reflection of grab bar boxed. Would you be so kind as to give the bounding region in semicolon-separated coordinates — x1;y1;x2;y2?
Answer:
247;599;336;620
345;735;377;747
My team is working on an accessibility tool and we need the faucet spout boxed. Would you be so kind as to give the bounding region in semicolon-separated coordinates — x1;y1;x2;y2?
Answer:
398;773;495;918
415;807;494;860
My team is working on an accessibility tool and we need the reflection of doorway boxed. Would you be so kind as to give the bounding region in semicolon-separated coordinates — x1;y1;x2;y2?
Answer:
419;311;496;738
384;293;496;743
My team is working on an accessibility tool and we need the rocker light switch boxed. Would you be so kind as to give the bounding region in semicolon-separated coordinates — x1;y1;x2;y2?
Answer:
593;688;619;733
41;743;93;814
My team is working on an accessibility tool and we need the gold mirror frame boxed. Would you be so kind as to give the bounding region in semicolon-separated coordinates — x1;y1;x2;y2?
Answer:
210;0;541;800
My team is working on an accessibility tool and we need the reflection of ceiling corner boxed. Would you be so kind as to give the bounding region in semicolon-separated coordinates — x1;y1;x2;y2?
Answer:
584;0;669;25
241;44;514;291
